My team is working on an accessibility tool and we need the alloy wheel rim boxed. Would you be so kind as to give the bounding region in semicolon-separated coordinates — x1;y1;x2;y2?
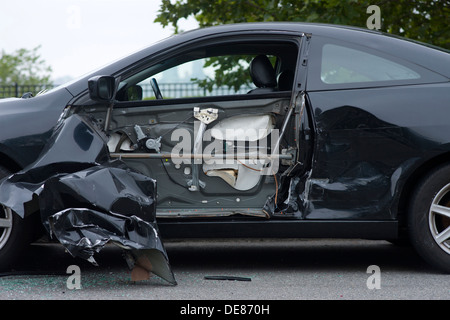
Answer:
429;183;450;255
0;205;13;250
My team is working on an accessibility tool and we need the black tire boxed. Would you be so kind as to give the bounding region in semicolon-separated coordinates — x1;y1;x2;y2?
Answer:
0;165;33;271
408;164;450;273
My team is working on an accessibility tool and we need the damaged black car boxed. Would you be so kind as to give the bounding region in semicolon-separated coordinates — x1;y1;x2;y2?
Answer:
0;22;449;280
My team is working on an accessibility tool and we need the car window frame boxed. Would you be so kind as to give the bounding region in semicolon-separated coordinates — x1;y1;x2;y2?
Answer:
306;35;448;91
112;33;302;106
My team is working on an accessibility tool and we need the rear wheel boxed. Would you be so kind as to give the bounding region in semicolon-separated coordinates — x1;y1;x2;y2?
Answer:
0;165;32;270
408;164;450;273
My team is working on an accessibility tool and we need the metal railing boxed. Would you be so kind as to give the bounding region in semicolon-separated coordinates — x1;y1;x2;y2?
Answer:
0;84;55;98
0;83;253;99
144;82;252;99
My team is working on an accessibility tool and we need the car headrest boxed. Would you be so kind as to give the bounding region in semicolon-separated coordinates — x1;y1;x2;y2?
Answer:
249;55;277;88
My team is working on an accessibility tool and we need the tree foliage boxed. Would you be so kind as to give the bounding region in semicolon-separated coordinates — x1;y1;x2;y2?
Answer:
0;46;52;85
155;0;449;49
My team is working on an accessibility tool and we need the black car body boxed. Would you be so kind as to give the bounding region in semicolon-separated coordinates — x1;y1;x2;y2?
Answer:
0;22;449;279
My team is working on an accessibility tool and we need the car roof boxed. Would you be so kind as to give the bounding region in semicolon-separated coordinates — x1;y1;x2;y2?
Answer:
65;22;449;98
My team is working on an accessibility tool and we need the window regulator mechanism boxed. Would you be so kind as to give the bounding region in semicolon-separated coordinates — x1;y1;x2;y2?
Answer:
134;125;161;153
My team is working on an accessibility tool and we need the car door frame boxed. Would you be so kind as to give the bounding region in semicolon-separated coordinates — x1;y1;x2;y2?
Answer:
101;31;312;219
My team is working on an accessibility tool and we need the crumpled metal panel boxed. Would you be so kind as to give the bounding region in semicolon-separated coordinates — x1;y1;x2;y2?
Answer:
0;114;176;285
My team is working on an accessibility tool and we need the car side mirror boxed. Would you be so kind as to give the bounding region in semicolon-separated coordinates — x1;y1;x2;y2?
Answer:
88;76;116;102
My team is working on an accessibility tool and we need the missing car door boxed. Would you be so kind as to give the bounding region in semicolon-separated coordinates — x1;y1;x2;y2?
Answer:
87;33;312;219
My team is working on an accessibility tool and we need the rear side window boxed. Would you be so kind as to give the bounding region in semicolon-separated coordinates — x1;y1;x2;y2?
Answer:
306;36;447;91
321;44;420;84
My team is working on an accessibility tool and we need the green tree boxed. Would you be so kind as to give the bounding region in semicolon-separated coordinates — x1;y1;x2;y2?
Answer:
155;0;449;49
0;45;52;86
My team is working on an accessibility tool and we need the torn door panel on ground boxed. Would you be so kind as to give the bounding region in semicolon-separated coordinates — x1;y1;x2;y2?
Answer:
0;114;176;285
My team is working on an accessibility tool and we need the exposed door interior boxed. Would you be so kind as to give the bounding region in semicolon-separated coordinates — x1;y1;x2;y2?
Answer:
77;35;304;219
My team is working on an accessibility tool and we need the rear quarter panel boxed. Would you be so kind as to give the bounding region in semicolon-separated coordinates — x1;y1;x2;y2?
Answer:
306;82;450;220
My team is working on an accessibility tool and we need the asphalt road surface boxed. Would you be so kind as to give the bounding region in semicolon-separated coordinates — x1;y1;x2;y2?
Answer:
0;238;448;302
